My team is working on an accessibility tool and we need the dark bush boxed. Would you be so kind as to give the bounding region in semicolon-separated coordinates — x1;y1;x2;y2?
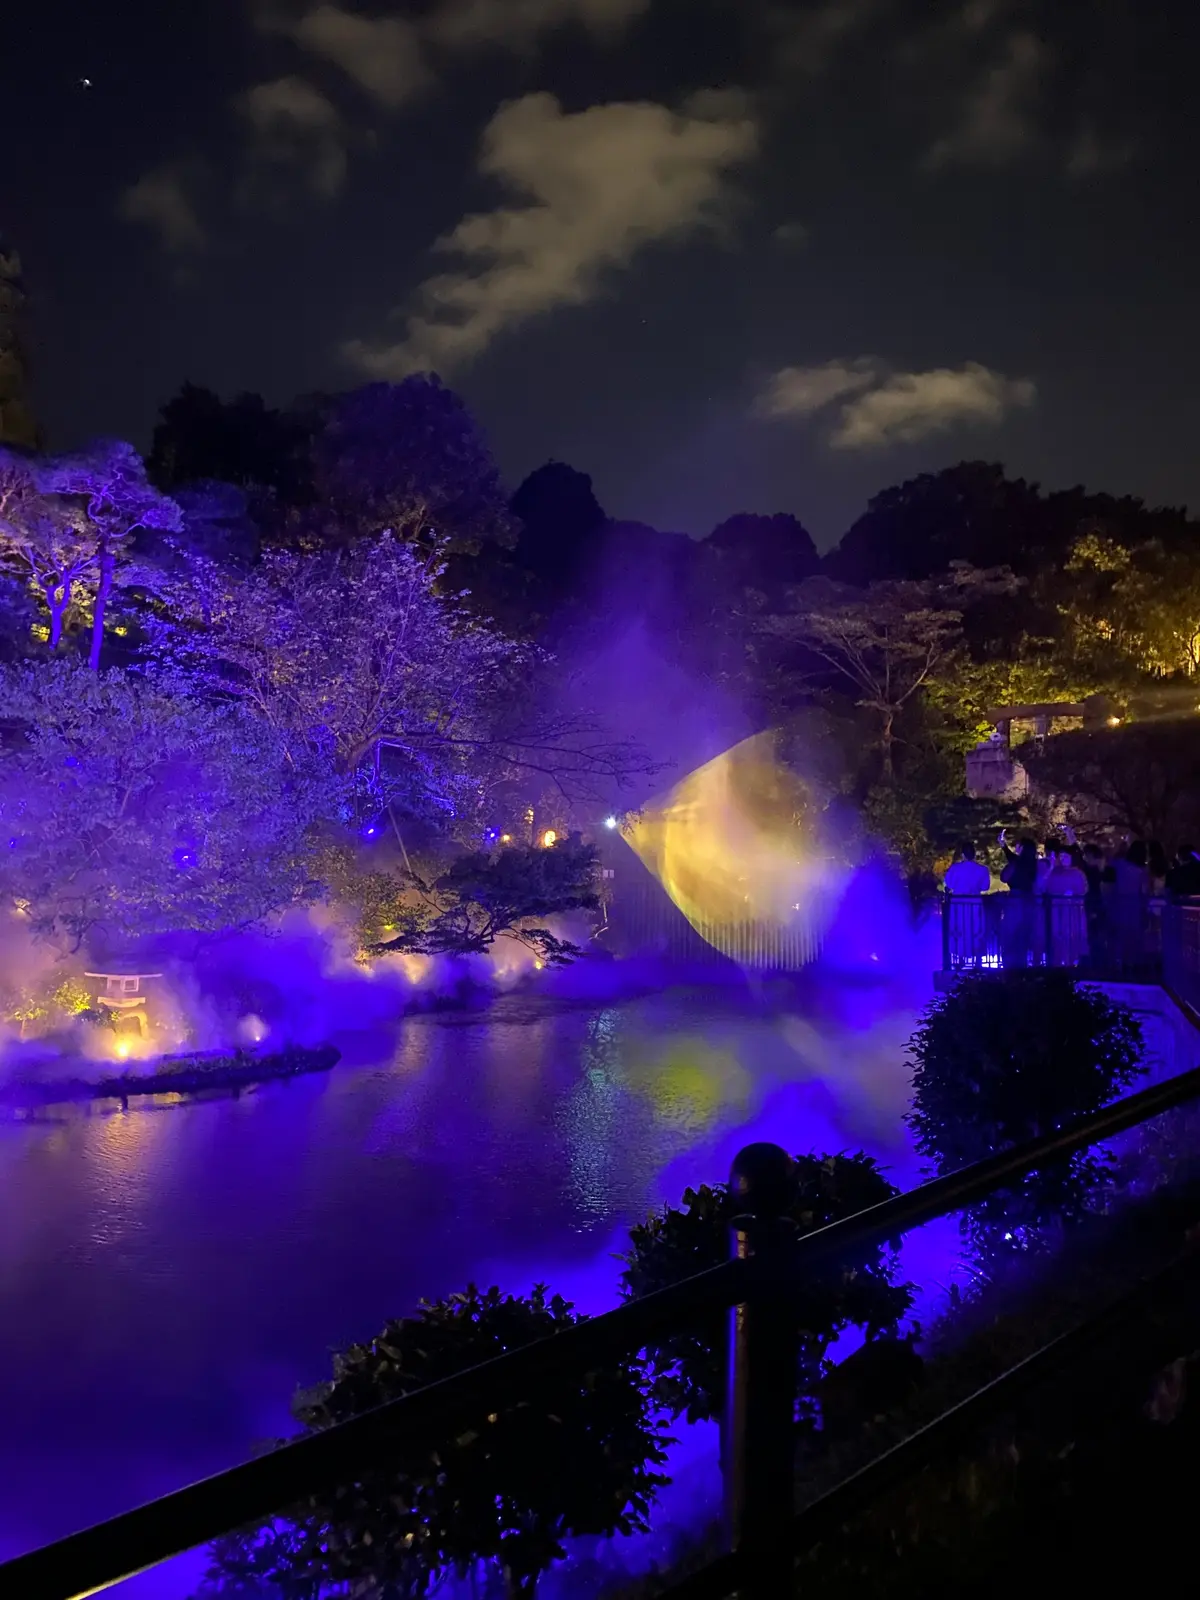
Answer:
619;1153;913;1425
906;970;1145;1258
197;1285;670;1599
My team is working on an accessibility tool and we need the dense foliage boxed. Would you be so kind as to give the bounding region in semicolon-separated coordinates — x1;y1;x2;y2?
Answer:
154;534;525;806
5;346;1200;950
1021;717;1200;841
906;972;1146;1258
197;1285;670;1599
388;836;601;964
136;376;1200;878
620;1153;913;1424
0;380;657;963
0;661;334;948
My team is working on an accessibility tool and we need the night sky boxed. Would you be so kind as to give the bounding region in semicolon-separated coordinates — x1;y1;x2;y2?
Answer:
4;0;1199;546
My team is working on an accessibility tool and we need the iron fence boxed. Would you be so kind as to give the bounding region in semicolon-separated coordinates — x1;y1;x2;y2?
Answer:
1163;900;1200;1016
941;892;1176;979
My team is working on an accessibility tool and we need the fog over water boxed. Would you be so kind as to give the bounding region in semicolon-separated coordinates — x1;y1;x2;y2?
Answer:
0;940;957;1596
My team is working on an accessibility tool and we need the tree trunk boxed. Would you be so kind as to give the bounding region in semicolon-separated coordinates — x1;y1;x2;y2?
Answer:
880;709;895;781
89;545;113;670
46;586;67;651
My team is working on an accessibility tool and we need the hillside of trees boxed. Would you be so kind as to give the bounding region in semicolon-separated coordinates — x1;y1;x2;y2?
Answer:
1;366;1197;965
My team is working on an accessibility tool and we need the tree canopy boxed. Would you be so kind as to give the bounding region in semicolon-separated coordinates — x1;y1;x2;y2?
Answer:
0;660;336;949
907;973;1145;1260
706;510;819;589
826;461;1195;586
1022;717;1200;842
762;568;1015;780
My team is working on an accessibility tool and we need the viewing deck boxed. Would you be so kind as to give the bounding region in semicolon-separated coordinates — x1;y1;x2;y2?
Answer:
939;892;1200;1013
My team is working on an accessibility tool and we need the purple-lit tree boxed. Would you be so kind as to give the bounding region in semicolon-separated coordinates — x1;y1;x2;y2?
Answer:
37;439;182;668
154;533;645;831
0;450;94;649
0;660;339;949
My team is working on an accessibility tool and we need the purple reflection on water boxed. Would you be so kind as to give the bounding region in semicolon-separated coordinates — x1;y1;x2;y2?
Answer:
0;956;959;1597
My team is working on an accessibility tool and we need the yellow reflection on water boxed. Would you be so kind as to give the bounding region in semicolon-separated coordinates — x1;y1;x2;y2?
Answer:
625;1038;751;1136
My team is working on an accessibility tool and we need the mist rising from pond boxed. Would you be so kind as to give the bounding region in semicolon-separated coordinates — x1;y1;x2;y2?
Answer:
0;948;957;1596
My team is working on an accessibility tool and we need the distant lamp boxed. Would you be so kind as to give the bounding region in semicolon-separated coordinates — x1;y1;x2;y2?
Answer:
603;816;618;831
1107;715;1122;727
500;833;513;844
541;829;558;848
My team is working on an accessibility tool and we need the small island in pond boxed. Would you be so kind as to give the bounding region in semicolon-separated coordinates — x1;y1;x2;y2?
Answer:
0;1043;341;1113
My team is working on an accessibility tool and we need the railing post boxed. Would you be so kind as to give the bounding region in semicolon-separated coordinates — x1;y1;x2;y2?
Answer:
725;1142;799;1597
941;891;951;971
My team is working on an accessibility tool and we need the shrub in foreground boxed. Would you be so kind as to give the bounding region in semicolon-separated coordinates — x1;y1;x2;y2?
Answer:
197;1285;669;1599
906;970;1145;1259
620;1152;913;1425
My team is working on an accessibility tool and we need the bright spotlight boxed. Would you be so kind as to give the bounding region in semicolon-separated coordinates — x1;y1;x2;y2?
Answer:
115;1039;131;1059
541;829;557;848
1107;715;1121;727
603;816;618;830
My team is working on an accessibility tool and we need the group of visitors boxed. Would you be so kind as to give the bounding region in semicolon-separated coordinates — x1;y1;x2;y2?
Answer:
942;830;1200;971
945;832;1200;901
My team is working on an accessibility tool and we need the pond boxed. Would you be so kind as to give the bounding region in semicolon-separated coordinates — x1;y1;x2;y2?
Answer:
0;971;958;1596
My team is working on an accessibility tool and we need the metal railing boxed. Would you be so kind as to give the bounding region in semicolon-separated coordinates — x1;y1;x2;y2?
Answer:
940;891;1191;979
9;1059;1200;1600
1164;900;1200;1017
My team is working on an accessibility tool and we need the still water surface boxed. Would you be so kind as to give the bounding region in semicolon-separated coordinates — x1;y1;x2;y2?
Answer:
0;979;943;1592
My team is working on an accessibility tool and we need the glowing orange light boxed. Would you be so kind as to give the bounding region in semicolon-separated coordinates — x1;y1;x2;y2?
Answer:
115;1039;132;1059
500;834;512;843
1107;715;1121;726
541;830;557;848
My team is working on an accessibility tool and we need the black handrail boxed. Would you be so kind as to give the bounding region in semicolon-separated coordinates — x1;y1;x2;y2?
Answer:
788;1244;1200;1559
9;1055;1200;1600
661;1244;1200;1600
